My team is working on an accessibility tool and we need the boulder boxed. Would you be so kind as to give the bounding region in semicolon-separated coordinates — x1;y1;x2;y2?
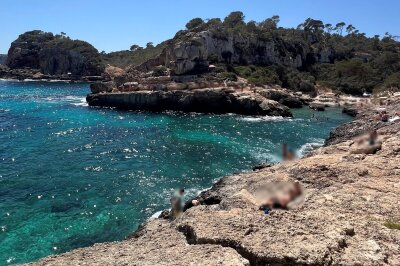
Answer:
342;106;358;117
105;65;126;79
309;103;325;111
90;82;114;94
259;89;292;102
279;96;303;108
259;89;303;108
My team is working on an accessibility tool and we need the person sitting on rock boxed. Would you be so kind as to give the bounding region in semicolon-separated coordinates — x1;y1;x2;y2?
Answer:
282;143;288;160
259;182;303;212
351;134;382;155
288;181;303;200
369;130;378;146
379;111;390;122
282;144;296;161
170;188;185;219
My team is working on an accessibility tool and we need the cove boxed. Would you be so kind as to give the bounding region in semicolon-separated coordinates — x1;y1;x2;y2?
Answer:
0;80;352;265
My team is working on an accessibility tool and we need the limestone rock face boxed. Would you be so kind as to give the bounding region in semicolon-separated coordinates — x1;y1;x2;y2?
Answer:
86;88;292;117
103;65;127;86
342;106;358;117
162;31;329;75
31;219;249;266
6;30;104;77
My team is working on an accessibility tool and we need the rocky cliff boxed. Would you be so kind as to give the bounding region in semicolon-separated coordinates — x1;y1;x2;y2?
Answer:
160;31;333;75
129;13;400;96
86;88;292;117
30;98;400;265
5;30;104;77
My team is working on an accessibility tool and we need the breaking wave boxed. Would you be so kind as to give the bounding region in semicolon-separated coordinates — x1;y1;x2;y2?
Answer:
296;138;324;157
239;116;303;122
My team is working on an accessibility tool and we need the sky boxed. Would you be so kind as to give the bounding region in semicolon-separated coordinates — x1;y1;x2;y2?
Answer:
1;0;399;54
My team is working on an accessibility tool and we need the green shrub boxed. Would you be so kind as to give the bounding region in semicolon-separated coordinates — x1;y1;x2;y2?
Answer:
382;72;400;90
234;66;253;77
101;42;168;68
248;68;281;86
384;220;400;230
233;65;281;86
207;54;219;63
219;71;238;81
186;18;204;30
152;66;167;77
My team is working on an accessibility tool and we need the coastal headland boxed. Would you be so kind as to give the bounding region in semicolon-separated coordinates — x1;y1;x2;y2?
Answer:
30;97;400;265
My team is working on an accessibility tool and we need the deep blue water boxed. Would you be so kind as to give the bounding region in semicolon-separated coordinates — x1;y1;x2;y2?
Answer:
0;80;353;265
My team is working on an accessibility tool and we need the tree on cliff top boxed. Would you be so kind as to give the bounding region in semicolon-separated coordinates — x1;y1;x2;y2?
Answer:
259;15;280;31
130;44;139;51
223;11;245;28
335;22;346;36
300;18;325;33
186;18;205;30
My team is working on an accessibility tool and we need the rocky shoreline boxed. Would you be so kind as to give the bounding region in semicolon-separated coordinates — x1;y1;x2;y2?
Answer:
86;88;292;116
85;69;366;116
85;73;302;116
0;65;104;82
29;96;400;265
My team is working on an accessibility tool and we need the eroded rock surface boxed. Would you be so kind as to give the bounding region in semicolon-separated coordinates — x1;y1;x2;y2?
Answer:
86;88;292;116
32;219;249;266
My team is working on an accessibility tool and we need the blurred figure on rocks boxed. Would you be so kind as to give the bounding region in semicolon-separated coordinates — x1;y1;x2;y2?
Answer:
170;188;185;219
282;143;296;161
369;129;378;146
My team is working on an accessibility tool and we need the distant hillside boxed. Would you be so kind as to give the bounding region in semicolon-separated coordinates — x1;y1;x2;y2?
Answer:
136;12;400;95
0;54;6;65
4;12;400;94
6;30;104;76
101;42;168;68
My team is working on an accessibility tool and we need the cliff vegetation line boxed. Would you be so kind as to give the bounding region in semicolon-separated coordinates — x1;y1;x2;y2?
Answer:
3;11;400;95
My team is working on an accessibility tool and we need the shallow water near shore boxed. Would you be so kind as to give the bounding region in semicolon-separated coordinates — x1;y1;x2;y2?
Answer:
0;80;353;265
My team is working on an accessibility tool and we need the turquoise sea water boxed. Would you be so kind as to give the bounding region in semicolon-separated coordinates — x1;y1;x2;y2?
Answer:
0;80;353;265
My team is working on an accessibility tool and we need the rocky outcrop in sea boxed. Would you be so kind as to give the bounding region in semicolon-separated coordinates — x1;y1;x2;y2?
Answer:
87;87;292;116
3;30;104;79
30;97;400;265
86;70;300;116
